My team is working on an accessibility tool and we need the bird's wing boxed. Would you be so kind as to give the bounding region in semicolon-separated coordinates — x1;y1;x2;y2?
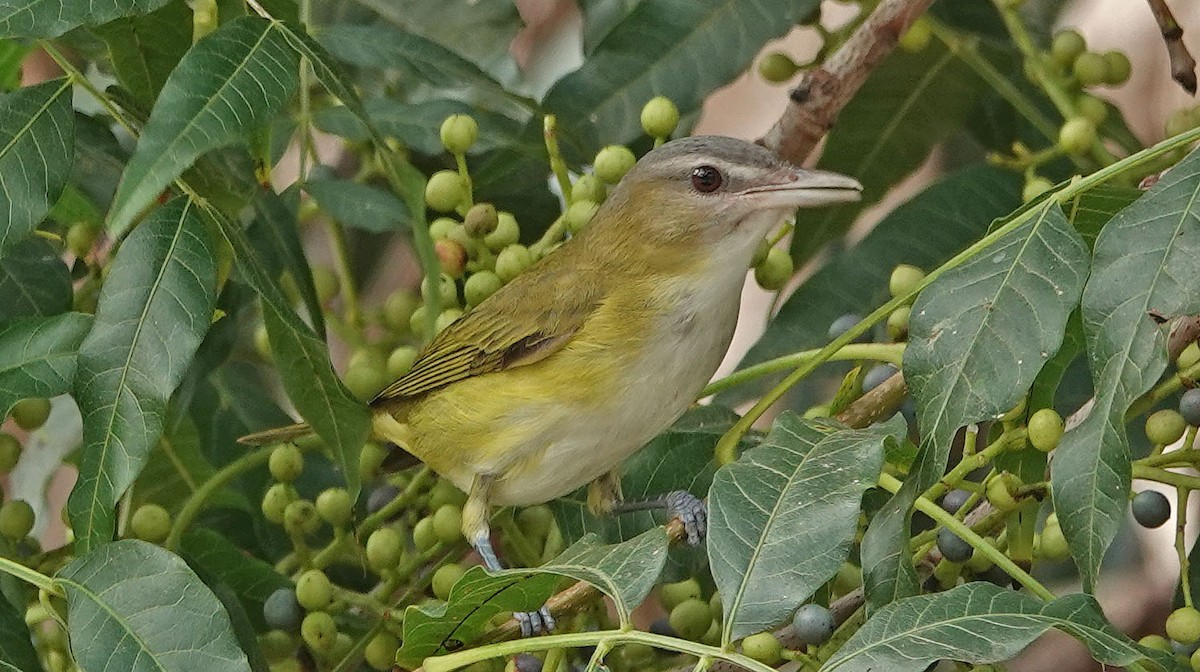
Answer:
371;263;604;403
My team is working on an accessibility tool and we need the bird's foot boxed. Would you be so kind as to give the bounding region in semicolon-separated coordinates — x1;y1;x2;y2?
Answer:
665;490;707;546
515;605;556;637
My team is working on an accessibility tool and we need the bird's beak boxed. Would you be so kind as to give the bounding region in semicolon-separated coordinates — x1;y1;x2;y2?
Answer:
741;168;863;209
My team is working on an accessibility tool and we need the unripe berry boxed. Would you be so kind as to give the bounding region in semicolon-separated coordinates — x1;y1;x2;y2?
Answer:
754;247;793;291
10;398;50;431
593;145;637;184
358;441;388;482
1073;52;1108;87
283;500;320;536
66;222;99;258
269;444;304;482
464;203;499;237
301;611;338;653
1022;176;1054;202
364;632;399;671
262;483;296;524
640;96;680;138
1140;634;1172;652
413;516;438;551
1050;30;1087;69
432;562;467;600
130;504;171;543
316;488;353;528
296;569;334;610
886;305;910;341
1058;117;1097;154
1076;95;1108;126
1028;408;1065;452
409;305;430;339
889;264;925;297
571;175;606;204
429;217;458;240
517;505;555;538
0;433;20;475
897;17;932;52
464;271;503;308
564;200;599;234
0;500;34;541
669;598;711;640
741;632;781;664
440;114;478;154
484;212;521;252
1146;409;1188;446
366;527;403;571
436;308;463;334
495;244;533;282
260;629;294;662
344;365;388;401
1179;342;1200;370
435;239;468;279
422;273;459;308
387;345;419;378
432;504;464;543
428;479;468;509
425;170;467;213
1168;607;1200;645
986;472;1021;512
660;578;702;611
311;266;339;304
1102;50;1131;85
1037;514;1071;560
758;51;799;83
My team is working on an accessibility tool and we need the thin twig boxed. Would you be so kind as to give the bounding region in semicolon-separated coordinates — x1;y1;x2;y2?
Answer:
759;0;937;163
1146;0;1198;95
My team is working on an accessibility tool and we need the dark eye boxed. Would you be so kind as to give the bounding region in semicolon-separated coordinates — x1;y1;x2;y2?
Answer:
690;165;723;193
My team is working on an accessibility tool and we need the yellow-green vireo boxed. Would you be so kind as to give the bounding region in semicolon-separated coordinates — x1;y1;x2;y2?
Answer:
241;135;861;634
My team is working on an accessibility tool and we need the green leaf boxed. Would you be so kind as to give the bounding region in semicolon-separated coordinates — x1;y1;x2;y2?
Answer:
247;187;324;336
821;582;1169;672
0;312;91;419
0;39;28;90
724;166;1022;406
397;568;560;667
709;414;903;643
1052;147;1200;590
180;528;292;632
862;201;1089;611
132;414;240;514
1063;185;1143;248
0;0;173;38
58;540;250;672
107;16;300;236
0;238;73;321
95;0;191;110
305;174;409;233
0;591;41;672
212;209;370;497
795;41;984;262
544;0;819;162
68;198;218;554
0;78;74;257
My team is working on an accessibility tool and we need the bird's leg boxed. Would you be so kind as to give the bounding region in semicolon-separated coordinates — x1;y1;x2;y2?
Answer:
590;470;707;546
462;474;555;636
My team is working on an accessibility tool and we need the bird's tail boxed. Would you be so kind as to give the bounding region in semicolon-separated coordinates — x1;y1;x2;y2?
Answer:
238;422;313;446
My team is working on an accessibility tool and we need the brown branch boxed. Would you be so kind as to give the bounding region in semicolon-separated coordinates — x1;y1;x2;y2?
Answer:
759;0;937;164
1146;0;1198;95
835;371;908;428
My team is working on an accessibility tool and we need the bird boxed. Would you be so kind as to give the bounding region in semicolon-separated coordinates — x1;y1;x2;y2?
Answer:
240;135;862;634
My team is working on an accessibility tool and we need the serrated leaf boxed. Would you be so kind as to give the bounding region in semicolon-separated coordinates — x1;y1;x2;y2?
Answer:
0;312;91;419
544;0;818;163
862;201;1088;611
795;41;984;263
821;582;1169;672
305;175;409;233
0;239;71;321
180;528;292;632
68;198;217;554
96;0;191;110
212;208;370;497
107;16;300;236
58;540;250;672
725;166;1022;407
397;568;560;667
0;78;73;257
1052;147;1200;590
0;0;173;38
247;187;324;335
0;591;41;672
710;414;903;643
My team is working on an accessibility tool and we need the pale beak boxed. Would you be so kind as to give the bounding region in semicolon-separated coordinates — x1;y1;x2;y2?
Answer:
740;168;863;209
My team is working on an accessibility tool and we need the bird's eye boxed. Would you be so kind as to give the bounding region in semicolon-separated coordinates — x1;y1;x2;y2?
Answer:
690;165;723;193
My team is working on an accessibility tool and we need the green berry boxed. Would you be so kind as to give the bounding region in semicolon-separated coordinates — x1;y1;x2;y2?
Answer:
316;488;353;528
428;479;468;510
464;271;503;308
1102;50;1131;85
484;212;521;252
1140;634;1172;652
1169;607;1200;645
495;244;533;283
10;398;50;431
464;203;499;237
986;472;1021;512
888;264;925;298
432;563;467;600
301;611;338;653
1192;647;1200;672
269;444;304;482
886;305;910;341
387;346;419;379
1179;342;1200;370
669;598;712;640
422;273;459;308
754;247;793;291
344;364;388;401
311;267;339;304
1132;490;1171;528
364;631;399;671
66;222;99;258
742;632;781;664
593;145;637;184
432;504;464;543
758;51;799;83
1073;52;1108;87
436;239;468;279
296;569;334;610
1037;514;1071;560
1050;30;1087;69
1028;408;1065;452
262;483;296;524
1076;95;1108;126
425;170;467;213
263;588;303;632
260;629;294;662
429;217;458;240
660;577;702;611
130;504;171;543
936;527;973;563
572;175;606;204
640;96;680;138
897;17;932;52
1167;107;1200;138
1022;176;1054;202
440;114;478;154
0;500;34;541
1180;388;1200;426
751;238;771;267
0;433;20;474
409;305;430;338
284;500;320;536
359;441;388;482
613;644;656;672
564;200;599;234
1058;117;1097;154
1146;409;1188;445
413;516;438;552
517;505;555;538
436;308;463;334
366;527;403;571
792;603;835;645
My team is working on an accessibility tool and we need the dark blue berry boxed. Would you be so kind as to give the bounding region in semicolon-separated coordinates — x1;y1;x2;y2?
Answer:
791;603;835;645
263;588;303;632
1180;388;1200;427
1131;490;1171;528
863;364;899;392
828;314;871;343
936;528;973;563
941;489;971;513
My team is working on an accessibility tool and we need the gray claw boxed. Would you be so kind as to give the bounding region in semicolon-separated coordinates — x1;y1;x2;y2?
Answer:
666;490;707;546
515;605;555;636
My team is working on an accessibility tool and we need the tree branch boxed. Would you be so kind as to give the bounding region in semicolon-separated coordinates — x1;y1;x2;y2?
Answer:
1146;0;1197;95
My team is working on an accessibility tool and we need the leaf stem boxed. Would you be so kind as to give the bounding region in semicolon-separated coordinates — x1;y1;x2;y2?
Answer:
325;218;362;328
165;444;275;551
920;429;1025;505
0;555;59;596
544;115;574;207
1134;465;1200;491
1179;485;1193;608
701;343;905;399
1128;360;1200;419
